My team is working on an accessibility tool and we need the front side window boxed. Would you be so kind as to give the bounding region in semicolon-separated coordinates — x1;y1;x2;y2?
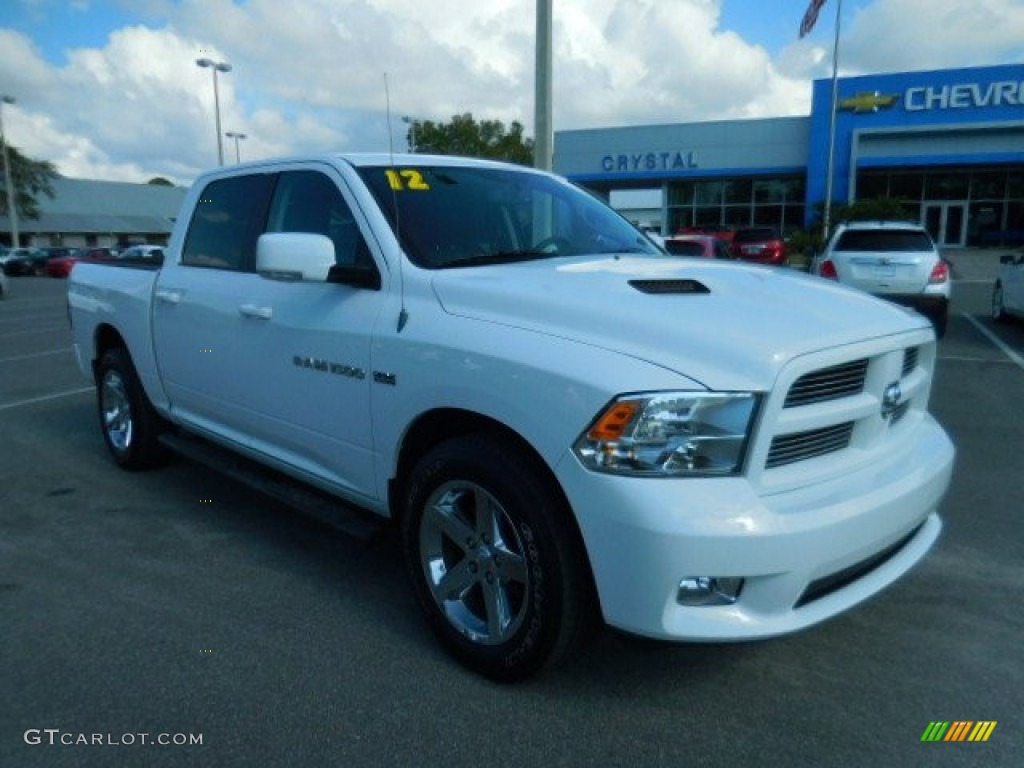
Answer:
182;173;276;270
356;165;659;268
265;170;375;270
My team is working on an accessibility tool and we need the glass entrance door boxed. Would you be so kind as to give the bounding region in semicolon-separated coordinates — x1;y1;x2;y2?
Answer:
923;203;967;247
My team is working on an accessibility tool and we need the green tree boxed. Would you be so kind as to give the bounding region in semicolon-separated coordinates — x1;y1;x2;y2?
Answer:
407;113;534;166
147;176;174;186
0;144;58;221
830;196;915;224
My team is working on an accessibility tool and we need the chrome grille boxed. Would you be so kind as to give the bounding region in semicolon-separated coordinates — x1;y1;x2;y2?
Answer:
902;346;918;378
766;422;855;469
890;400;911;425
784;359;868;408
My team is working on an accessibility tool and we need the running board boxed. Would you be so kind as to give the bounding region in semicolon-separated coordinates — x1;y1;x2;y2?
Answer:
158;431;385;542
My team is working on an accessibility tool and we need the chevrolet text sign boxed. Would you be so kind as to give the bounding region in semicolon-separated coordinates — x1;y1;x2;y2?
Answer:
904;80;1024;111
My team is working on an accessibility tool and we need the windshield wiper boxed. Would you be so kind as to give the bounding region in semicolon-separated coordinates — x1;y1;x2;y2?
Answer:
445;250;551;268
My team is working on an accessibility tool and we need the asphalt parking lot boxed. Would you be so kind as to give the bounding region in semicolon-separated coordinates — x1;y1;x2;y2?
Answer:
2;259;1022;768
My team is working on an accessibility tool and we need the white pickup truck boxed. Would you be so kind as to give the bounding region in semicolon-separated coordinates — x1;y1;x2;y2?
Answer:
69;154;954;681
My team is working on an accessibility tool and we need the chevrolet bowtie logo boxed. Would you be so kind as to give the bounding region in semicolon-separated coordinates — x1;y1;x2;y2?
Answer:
839;91;899;113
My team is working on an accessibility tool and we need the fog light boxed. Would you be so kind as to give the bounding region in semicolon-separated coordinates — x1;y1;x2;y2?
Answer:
676;576;744;606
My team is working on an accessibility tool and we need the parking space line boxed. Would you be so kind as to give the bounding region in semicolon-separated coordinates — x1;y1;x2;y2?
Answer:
0;386;93;412
0;348;73;364
963;314;1024;371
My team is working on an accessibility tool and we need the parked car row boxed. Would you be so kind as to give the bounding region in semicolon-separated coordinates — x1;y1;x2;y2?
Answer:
666;227;789;265
0;244;165;277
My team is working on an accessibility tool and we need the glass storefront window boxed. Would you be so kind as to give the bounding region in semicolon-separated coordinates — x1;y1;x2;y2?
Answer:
668;182;694;206
723;207;750;228
968;202;1003;246
694;206;722;227
694;181;724;206
1006;171;1024;198
857;173;888;199
924;173;969;200
890;173;924;200
753;207;782;228
753;180;784;204
723;179;752;205
669;210;693;232
971;172;1006;200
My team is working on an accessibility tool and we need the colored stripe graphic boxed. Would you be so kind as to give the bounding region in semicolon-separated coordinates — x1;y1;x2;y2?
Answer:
969;722;997;742
921;721;997;742
945;721;972;741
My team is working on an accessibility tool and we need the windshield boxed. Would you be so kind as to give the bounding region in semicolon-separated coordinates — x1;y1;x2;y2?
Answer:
355;164;660;268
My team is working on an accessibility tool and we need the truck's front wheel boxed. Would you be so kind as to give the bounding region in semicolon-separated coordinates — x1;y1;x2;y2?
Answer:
96;348;168;470
401;435;595;682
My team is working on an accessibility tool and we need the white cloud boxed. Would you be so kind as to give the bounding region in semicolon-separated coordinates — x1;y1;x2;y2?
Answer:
0;0;1019;185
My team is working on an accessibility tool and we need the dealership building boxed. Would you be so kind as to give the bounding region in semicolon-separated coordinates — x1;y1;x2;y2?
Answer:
554;63;1024;247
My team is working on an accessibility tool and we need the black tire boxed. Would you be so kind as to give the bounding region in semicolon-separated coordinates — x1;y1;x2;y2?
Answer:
401;434;596;682
932;308;948;339
992;282;1009;323
96;348;169;470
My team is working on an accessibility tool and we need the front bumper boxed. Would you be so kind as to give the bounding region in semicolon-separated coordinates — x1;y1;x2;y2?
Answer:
554;413;954;641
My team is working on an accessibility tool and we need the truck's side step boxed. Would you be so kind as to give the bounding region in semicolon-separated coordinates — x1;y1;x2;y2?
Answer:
158;431;386;543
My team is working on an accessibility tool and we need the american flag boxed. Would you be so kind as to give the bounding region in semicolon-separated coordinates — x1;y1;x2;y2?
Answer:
799;0;828;38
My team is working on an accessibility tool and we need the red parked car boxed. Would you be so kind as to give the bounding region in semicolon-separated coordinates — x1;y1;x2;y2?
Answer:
730;227;786;265
663;235;733;259
46;247;120;278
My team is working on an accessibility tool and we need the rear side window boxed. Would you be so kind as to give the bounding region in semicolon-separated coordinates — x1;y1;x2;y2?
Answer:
835;229;933;252
734;228;778;243
182;174;276;270
665;240;705;256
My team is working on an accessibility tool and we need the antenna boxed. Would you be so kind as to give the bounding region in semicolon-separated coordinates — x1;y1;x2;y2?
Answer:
384;72;408;333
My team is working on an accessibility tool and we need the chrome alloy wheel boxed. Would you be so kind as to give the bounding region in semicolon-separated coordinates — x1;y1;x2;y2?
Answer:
100;369;133;454
419;481;530;645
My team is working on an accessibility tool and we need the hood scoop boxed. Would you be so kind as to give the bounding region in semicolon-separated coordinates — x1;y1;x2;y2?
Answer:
628;278;710;295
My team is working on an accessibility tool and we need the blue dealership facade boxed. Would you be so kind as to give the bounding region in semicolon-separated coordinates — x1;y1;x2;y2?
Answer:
554;63;1023;246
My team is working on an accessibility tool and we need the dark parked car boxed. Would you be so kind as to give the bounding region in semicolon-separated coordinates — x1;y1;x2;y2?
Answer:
731;227;787;265
1;247;51;276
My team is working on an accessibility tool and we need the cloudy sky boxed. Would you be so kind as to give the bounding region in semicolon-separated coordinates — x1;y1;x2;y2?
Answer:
1;0;1022;186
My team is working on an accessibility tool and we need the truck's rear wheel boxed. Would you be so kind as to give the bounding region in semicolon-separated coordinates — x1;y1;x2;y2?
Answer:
401;434;595;681
96;348;168;470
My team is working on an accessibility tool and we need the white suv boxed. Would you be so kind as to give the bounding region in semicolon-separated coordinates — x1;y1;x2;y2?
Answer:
814;221;951;337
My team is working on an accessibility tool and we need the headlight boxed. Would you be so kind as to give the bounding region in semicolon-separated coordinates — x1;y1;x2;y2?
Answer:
573;392;759;476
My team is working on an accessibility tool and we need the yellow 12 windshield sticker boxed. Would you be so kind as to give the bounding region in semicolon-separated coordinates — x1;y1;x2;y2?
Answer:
385;169;430;191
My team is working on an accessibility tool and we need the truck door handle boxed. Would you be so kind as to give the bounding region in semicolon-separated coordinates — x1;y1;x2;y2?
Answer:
239;303;273;320
155;288;183;304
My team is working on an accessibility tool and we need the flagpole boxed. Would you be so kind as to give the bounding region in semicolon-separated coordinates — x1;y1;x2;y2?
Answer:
822;0;842;239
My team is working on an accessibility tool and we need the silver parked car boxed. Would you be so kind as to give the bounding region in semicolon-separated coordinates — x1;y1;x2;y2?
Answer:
812;220;951;337
992;251;1024;322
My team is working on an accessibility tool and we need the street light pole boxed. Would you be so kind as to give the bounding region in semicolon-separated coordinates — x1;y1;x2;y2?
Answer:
196;58;232;166
0;95;19;248
225;131;247;163
534;0;553;171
